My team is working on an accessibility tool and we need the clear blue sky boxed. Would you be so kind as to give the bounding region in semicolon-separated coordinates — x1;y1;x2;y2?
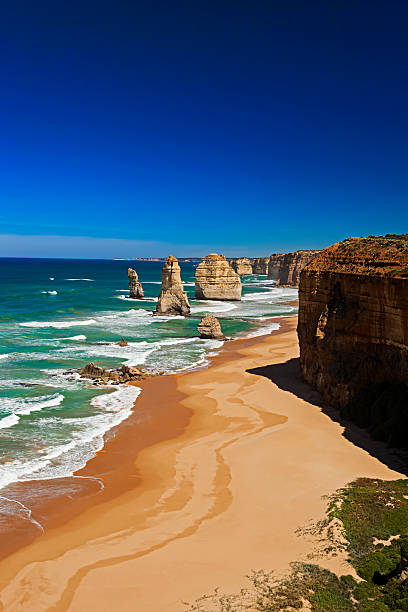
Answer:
0;1;407;258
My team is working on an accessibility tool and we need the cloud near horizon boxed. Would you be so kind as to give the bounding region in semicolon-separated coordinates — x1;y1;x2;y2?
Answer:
0;233;277;259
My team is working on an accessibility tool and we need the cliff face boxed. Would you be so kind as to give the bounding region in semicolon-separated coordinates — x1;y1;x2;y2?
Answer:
155;255;190;316
195;254;241;301
268;250;320;286
128;268;144;298
251;257;269;275
298;235;408;447
230;257;253;276
267;253;286;280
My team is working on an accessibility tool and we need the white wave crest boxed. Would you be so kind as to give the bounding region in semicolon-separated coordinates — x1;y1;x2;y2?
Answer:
0;393;64;430
190;300;238;314
65;278;94;281
41;290;58;295
20;319;96;329
244;322;280;338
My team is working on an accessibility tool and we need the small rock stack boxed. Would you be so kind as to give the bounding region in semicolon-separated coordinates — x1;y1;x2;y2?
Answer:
128;268;144;298
197;315;226;340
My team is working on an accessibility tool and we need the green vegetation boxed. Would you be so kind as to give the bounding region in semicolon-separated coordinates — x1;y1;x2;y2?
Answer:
183;479;408;611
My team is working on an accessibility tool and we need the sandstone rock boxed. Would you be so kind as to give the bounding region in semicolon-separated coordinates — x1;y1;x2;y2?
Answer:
78;363;107;379
197;315;226;340
251;257;269;275
195;254;241;301
268;250;320;286
230;257;253;275
155;255;190;316
267;253;286;280
78;362;145;384
298;235;408;448
117;337;128;347
128;268;144;299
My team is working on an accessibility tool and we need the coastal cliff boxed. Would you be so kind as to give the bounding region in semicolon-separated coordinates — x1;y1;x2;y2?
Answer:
155;255;190;315
195;254;242;301
128;268;144;299
251;257;269;275
298;235;408;447
268;250;320;286
230;257;253;275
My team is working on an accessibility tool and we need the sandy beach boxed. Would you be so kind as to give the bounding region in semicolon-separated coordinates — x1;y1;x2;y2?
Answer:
0;317;404;611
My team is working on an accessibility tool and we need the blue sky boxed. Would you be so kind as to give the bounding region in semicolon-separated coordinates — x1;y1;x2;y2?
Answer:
0;1;407;258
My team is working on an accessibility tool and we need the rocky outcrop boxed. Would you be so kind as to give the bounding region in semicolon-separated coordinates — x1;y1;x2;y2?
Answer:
251;257;269;275
230;257;253;276
128;268;144;299
197;315;226;340
195;254;241;301
298;235;408;448
268;250;320;286
117;338;128;347
155;255;190;315
79;363;145;384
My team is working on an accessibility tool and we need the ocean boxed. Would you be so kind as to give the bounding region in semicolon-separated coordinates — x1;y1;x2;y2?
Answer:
0;258;297;494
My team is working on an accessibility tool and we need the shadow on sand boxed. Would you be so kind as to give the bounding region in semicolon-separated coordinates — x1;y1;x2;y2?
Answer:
247;357;408;477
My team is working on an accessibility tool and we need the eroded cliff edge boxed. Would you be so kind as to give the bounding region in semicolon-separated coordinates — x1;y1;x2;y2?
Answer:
298;235;408;447
268;250;320;286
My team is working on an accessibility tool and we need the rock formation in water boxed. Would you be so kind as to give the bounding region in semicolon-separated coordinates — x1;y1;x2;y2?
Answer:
117;338;128;347
155;255;190;316
195;254;241;301
197;315;226;340
251;257;269;275
230;257;253;275
128;268;144;299
268;250;320;286
79;363;145;384
298;235;408;448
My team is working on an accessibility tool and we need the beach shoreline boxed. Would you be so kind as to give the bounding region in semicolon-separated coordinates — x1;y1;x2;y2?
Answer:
0;316;404;611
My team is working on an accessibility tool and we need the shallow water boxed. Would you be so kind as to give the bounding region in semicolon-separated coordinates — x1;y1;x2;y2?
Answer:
0;258;297;491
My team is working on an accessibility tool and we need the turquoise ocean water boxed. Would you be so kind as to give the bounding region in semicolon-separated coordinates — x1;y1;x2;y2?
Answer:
0;258;297;495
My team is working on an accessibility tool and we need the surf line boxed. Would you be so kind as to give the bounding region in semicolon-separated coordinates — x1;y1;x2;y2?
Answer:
0;495;44;533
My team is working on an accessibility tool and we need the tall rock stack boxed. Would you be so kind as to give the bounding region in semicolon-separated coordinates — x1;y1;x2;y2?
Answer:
128;268;144;298
251;257;269;275
230;257;253;276
195;254;241;301
155;255;190;316
298;235;408;448
268;250;320;286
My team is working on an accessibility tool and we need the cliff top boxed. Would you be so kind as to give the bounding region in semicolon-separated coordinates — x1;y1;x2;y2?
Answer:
305;235;408;278
165;255;178;263
202;254;226;261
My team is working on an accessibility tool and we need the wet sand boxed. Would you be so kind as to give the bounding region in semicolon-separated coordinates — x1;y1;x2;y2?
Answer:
0;318;403;611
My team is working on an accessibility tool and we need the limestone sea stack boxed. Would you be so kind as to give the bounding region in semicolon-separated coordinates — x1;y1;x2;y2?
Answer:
268;250;320;286
197;315;226;340
195;254;241;301
155;255;190;316
298;234;408;448
230;257;253;275
128;268;144;299
251;257;269;275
